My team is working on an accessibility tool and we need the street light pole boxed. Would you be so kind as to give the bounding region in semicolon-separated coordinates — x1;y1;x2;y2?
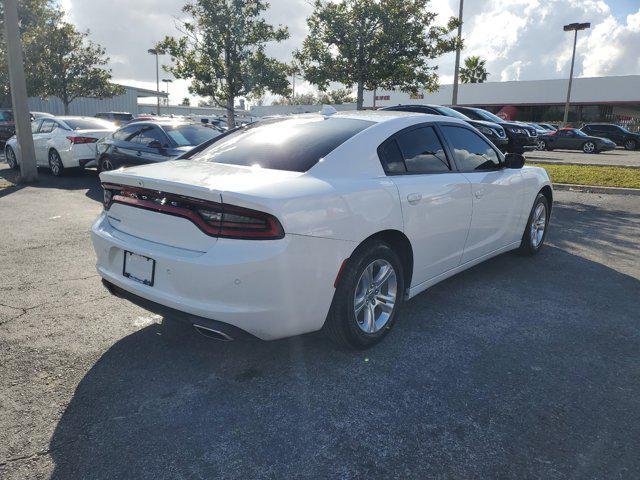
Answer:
148;48;161;115
3;0;37;183
162;79;172;106
562;22;590;126
451;0;464;106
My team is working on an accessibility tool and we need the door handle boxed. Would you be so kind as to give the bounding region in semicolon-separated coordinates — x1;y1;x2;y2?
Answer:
474;189;485;199
407;193;422;205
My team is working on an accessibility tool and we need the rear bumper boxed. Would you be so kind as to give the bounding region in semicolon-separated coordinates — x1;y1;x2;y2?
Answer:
91;212;355;340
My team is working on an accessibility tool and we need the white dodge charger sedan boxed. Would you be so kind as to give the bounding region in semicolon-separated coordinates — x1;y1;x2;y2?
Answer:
5;116;116;176
92;111;552;348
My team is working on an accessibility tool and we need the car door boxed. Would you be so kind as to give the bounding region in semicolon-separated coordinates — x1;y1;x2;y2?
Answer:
379;124;473;285
34;119;57;165
439;124;524;264
132;125;173;164
553;130;575;149
111;124;146;165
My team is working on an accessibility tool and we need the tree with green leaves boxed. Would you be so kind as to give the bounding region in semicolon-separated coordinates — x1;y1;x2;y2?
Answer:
40;21;123;114
318;88;355;105
0;0;58;107
159;0;291;129
181;97;191;106
460;56;489;83
272;92;318;105
295;0;460;110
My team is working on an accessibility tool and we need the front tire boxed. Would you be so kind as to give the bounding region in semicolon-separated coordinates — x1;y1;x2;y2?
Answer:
325;241;405;349
48;149;64;176
536;139;548;151
624;139;637;150
5;146;18;169
97;154;116;173
518;193;550;256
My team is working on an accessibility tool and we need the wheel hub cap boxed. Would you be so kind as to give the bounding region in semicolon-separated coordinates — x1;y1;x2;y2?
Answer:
353;259;398;334
530;203;547;248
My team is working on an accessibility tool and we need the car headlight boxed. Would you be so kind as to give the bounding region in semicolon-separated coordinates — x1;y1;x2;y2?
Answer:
507;127;525;134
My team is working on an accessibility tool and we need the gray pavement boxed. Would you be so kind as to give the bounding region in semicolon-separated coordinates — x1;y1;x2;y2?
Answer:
1;166;639;479
526;148;640;168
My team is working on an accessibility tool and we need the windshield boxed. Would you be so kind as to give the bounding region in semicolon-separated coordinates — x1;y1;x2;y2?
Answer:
63;118;113;130
433;106;470;120
164;124;223;147
190;116;374;172
473;109;504;123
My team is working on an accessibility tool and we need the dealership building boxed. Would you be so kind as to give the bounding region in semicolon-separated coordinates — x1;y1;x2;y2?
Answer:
365;75;640;128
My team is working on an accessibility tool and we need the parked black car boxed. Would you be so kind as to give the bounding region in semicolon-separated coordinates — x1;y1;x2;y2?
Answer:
380;104;509;151
580;123;639;150
95;112;134;126
537;128;616;153
0;109;15;146
450;106;538;153
95;120;224;172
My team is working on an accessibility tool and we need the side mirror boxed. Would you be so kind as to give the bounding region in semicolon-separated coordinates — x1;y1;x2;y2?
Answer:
504;153;525;169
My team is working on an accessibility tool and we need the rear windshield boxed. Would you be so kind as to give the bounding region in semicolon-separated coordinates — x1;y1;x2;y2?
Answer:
64;118;113;130
164;124;222;147
190;116;374;172
0;110;13;122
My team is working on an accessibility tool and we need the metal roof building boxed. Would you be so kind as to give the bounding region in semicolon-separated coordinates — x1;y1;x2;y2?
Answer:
366;75;640;126
27;84;167;116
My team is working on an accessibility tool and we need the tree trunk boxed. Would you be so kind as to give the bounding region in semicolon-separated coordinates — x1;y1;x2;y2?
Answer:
226;96;235;130
356;80;364;110
63;101;70;115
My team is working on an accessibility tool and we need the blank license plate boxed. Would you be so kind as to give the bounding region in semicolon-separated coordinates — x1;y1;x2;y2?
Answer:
123;251;155;286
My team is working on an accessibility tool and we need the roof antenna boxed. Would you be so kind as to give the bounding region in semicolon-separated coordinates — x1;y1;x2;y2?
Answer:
320;105;338;116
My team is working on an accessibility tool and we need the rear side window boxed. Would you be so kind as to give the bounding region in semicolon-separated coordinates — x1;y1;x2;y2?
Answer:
133;126;168;146
114;125;144;141
440;125;501;171
378;126;450;174
190;116;374;172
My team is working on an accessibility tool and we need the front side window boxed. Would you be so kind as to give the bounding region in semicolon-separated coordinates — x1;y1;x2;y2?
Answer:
113;125;145;142
441;125;501;171
133;126;168;146
0;111;13;122
190;116;374;172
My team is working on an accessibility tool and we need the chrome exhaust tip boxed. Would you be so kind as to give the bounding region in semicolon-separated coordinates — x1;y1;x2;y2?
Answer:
193;324;233;341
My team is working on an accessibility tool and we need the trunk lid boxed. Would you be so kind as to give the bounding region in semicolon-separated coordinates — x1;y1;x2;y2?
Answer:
100;160;304;250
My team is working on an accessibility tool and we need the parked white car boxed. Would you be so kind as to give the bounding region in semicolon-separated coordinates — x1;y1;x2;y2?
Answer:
5;116;116;176
92;111;552;348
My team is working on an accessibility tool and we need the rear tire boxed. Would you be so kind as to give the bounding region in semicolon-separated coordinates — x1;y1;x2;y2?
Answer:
97;154;116;173
536;139;548;151
325;240;405;349
518;193;550;256
624;139;637;150
582;141;596;154
5;146;18;169
48;149;64;176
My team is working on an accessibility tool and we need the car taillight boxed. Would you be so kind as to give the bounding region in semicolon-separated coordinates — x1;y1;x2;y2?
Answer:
67;136;98;144
101;183;284;240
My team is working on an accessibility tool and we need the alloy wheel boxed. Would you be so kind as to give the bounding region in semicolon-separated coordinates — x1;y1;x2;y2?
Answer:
6;147;17;168
583;142;595;153
536;140;546;151
530;203;547;248
624;139;636;150
101;156;114;171
353;259;398;334
49;151;62;176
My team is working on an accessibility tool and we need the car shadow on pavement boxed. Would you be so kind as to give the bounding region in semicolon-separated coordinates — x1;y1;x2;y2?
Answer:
47;245;640;479
0;163;102;201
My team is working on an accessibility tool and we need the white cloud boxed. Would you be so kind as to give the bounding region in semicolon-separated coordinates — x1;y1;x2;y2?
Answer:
63;0;639;105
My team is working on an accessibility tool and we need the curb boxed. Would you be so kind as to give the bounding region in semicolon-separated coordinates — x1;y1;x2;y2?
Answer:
553;183;640;196
530;159;640;169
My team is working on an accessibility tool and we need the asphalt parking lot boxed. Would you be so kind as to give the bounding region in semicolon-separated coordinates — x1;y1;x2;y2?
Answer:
1;165;639;479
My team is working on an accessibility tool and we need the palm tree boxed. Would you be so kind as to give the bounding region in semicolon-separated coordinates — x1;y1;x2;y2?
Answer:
459;56;489;83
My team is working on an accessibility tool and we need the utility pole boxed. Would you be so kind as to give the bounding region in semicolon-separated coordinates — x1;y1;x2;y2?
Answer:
162;79;172;106
451;0;464;106
3;0;37;183
562;22;590;126
148;48;161;115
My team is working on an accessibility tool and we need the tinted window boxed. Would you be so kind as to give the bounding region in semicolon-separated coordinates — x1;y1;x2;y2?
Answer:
114;125;145;141
431;106;470;120
39;119;57;133
396;127;449;173
134;126;168;146
191;116;373;172
0;111;13;122
164;124;222;147
384;105;439;115
441;126;501;171
378;138;405;173
452;107;484;121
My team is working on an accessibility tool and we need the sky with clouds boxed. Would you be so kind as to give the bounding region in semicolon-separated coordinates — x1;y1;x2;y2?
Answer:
60;0;640;105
